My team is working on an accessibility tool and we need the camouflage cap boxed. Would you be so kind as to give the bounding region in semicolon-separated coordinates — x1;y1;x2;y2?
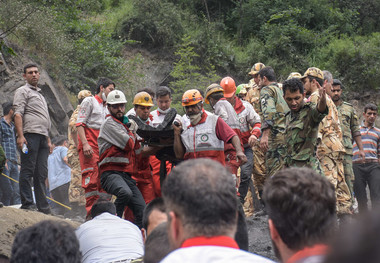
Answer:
249;62;265;76
287;72;302;80
300;67;324;80
78;90;92;100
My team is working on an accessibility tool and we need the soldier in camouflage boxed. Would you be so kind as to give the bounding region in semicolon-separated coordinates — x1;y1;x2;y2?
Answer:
329;79;365;200
258;66;290;177
283;77;328;174
67;90;92;216
302;68;352;216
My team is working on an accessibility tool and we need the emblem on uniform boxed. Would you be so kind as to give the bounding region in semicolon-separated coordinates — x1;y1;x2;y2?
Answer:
200;134;209;142
239;117;245;124
261;98;265;105
85;176;90;185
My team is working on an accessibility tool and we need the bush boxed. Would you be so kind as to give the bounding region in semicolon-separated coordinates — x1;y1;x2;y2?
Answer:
314;33;380;91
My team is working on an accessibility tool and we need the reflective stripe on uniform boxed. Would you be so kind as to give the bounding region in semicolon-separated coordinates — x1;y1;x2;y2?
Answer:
81;167;94;174
85;190;111;199
98;157;130;167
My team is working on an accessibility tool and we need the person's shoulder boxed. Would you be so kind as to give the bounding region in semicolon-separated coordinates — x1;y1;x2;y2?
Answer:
161;246;274;263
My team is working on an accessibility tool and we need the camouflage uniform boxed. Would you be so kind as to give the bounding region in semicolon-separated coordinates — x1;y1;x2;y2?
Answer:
336;101;361;200
260;83;290;177
309;91;352;214
68;105;85;206
285;102;328;174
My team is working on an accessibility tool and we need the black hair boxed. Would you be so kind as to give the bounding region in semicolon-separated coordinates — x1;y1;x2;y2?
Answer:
308;76;324;87
90;198;116;219
96;77;115;94
23;63;38;74
144;222;173;263
156;86;172;99
283;78;304;95
2;102;13;116
364;103;378;113
11;220;81;263
258;66;276;82
53;135;67;146
142;197;165;230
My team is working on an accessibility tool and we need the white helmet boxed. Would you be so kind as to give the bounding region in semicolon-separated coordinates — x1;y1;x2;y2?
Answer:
107;90;127;105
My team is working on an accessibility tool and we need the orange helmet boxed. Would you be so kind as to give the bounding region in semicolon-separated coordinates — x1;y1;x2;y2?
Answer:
182;89;203;106
220;77;236;98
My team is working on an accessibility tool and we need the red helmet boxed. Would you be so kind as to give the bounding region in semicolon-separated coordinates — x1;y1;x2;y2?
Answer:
220;77;236;98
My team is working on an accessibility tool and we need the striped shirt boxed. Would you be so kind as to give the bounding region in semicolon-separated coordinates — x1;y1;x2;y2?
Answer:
0;118;18;162
352;123;380;162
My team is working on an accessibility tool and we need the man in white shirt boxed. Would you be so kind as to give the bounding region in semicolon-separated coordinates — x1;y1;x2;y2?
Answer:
160;158;273;263
76;199;144;263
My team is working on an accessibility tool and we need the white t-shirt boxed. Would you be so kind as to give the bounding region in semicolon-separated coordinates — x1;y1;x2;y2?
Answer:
76;212;144;263
161;246;274;263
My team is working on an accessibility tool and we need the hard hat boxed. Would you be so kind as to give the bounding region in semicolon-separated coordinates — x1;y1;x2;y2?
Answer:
106;90;127;105
133;91;154;106
204;84;224;104
236;84;248;95
300;67;324;80
287;72;302;80
220;77;236;98
182;89;203;106
77;90;92;100
249;62;265;76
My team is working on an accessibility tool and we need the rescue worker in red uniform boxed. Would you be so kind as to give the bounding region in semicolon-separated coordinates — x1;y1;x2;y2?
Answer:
173;89;247;166
149;86;182;196
127;92;156;204
221;77;261;204
98;90;146;228
76;78;114;215
204;83;243;178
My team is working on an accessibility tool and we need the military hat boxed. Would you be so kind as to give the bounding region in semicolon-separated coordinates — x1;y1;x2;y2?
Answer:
300;67;324;80
332;79;344;88
249;62;265;76
287;72;302;80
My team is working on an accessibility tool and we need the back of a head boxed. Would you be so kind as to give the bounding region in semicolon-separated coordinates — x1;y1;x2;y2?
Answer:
90;198;116;219
142;197;166;230
263;167;336;251
322;70;333;83
323;211;380;263
2;102;13;116
162;158;238;237
144;222;173;263
258;66;276;82
11;220;81;263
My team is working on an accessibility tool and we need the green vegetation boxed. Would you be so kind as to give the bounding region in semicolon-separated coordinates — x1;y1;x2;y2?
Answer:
0;0;379;101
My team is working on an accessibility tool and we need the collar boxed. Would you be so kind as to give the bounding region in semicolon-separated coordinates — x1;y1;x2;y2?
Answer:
361;120;375;130
106;114;130;128
181;236;239;249
189;109;207;127
94;95;105;105
26;82;41;92
1;117;12;127
233;96;245;114
157;109;161;116
287;244;329;263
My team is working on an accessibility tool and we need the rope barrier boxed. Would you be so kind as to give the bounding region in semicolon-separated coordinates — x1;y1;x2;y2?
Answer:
1;172;71;210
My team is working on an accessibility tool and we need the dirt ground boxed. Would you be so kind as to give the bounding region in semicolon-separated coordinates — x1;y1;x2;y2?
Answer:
0;206;275;261
0;206;80;259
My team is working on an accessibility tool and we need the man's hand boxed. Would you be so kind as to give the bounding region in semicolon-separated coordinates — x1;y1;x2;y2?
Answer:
5;161;8;171
17;136;27;151
260;131;269;152
83;142;93;158
236;151;247;165
358;150;365;161
248;134;258;148
47;138;53;154
172;121;183;136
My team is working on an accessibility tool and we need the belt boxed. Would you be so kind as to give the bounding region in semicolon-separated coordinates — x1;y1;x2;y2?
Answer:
353;159;379;164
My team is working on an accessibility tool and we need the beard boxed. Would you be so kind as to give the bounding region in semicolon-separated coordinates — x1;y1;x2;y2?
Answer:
111;111;124;122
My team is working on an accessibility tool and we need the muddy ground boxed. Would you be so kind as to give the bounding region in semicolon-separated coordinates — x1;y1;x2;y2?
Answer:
0;206;275;261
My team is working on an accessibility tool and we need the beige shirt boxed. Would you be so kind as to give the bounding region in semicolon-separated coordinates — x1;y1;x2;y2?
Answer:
13;83;51;137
